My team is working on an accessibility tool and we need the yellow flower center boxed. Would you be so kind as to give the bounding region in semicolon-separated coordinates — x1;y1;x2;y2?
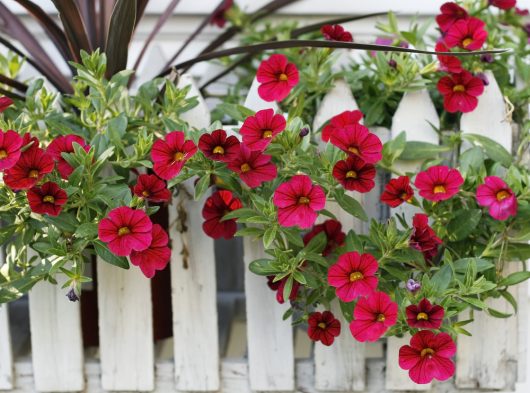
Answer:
318;322;327;329
462;38;473;48
346;170;357;179
401;193;412;202
433;185;446;194
496;190;510;201
298;196;310;204
28;169;39;178
262;130;273;138
453;84;466;92
142;190;150;197
43;195;55;203
376;313;386;322
416;312;429;321
213;146;225;155
174;151;185;161
0;150;7;159
278;73;288;81
420;348;435;358
240;163;251;173
118;227;131;236
349;271;364;282
348;146;360;155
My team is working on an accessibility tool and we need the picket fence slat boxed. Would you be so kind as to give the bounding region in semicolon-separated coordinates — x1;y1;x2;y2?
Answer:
28;270;84;392
170;74;220;391
386;88;440;391
244;78;279;113
0;304;13;390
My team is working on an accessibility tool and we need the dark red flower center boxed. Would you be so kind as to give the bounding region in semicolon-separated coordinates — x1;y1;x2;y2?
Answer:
346;170;357;178
349;271;364;282
262;129;273;138
420;348;435;358
416;312;429;321
118;227;131;236
376;313;386;322
0;149;7;159
240;163;251;173
174;151;185;161
462;38;473;48
213;146;225;155
496;190;510;201
348;146;360;155
278;73;288;81
28;169;39;178
433;185;446;194
318;322;327;329
42;195;55;203
298;196;310;204
453;84;465;92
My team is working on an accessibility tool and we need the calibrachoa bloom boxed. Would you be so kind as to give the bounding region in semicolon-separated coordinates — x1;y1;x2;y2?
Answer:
332;156;376;193
202;190;242;239
151;131;197;180
330;124;383;164
210;0;233;27
256;54;299;102
350;291;398;342
328;251;378;302
437;71;484;113
489;0;516;10
267;275;301;304
0;129;23;170
321;110;363;143
199;129;240;162
303;219;345;256
410;213;442;262
444;17;488;51
272;175;325;229
226;144;277;188
130;224;171;278
98;206;153;256
435;2;468;32
307;311;341;346
414;165;464;202
476;176;518;220
321;24;353;42
399;330;456;384
380;176;414;208
46;134;90;179
0;96;13;112
406;298;445;329
435;42;462;74
3;147;54;190
133;174;171;203
239;109;286;151
26;181;68;216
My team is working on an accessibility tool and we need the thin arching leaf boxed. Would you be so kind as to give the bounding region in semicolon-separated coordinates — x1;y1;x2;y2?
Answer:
98;0;116;49
136;0;150;26
76;0;97;47
0;73;28;93
105;0;137;77
0;87;24;101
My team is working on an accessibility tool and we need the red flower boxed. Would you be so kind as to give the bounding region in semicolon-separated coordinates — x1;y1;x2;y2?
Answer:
322;110;363;143
330;124;383;164
435;42;462;73
267;275;301;304
476;176;518;220
406;298;445;329
321;24;353;42
133;174;171;203
46;135;90;179
516;7;529;15
349;291;398;342
26;181;68;216
210;0;233;27
272;175;326;229
3;147;54;190
414;165;464;202
202;190;242;239
328;251;378;302
303;219;345;256
130;224;171;278
332;156;376;193
226;144;277;188
256;54;299;102
380;176;414;208
0;96;13;112
151;131;197;180
436;2;469;32
437;71;484;113
0;129;23;170
410;214;442;262
240;109;286;151
22;133;39;152
98;206;153;256
307;311;341;346
489;0;516;10
399;330;456;384
199;129;240;163
444;17;488;51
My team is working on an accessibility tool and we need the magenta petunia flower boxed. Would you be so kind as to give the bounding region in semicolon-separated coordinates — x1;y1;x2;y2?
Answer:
406;298;445;329
380;176;414;208
332;155;376;193
320;24;353;42
133;174;171;203
199;129;240;163
489;0;516;10
437;71;484;113
46;134;90;179
210;0;233;27
3;147;54;190
308;311;341;346
26;181;68;216
435;42;462;74
202;190;242;239
256;54;299;102
349;291;398;342
410;213;442;262
151;131;197;180
322;110;363;143
414;165;464;202
436;2;469;32
476;176;517;220
267;275;301;304
226;144;277;188
330;124;382;164
303;219;345;257
328;251;378;302
0;129;23;170
239;109;286;151
0;96;13;113
444;17;488;51
130;224;171;278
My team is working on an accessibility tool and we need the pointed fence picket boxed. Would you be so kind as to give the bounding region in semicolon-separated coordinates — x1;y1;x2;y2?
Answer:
0;304;11;390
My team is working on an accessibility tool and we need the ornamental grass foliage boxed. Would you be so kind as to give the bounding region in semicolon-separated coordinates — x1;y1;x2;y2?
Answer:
0;0;529;386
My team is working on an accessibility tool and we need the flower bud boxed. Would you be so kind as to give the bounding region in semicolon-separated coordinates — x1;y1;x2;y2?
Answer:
406;279;421;293
299;128;309;137
66;288;80;302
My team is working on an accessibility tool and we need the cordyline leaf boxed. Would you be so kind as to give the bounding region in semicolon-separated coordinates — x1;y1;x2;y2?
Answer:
76;0;98;47
136;0;150;28
105;0;137;78
98;0;116;49
0;87;25;101
0;73;28;93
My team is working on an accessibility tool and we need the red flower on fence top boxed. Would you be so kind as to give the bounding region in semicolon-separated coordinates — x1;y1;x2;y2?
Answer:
437;71;484;113
380;176;414;208
444;17;488;51
307;311;341;346
130;224;171;278
256;54;299;102
0;129;23;170
98;206;153;256
476;176;518;220
435;42;462;74
199;129;240;163
328;251;378;302
210;0;233;27
410;213;442;262
0;96;13;112
151;131;197;180
47;134;90;179
489;0;516;10
436;2;469;32
399;330;456;384
350;291;398;342
321;24;353;42
321;110;363;143
27;181;68;216
3;147;54;190
267;275;301;304
133;174;171;203
406;298;445;329
333;156;376;193
330;124;382;164
240;109;286;151
227;144;277;188
303;219;345;256
202;189;242;239
272;175;325;229
414;165;464;202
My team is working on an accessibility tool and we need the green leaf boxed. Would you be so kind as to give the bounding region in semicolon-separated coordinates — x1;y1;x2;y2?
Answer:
194;175;211;200
447;209;482;241
263;226;278;248
499;271;530;287
460;146;484;173
44;213;79;233
93;240;129;269
431;264;452;293
248;258;278;275
462;134;512;167
302;231;327;255
400;142;451;161
335;191;368;221
460;296;488;310
0;225;16;245
222;208;259;221
282;275;293;304
75;223;99;238
454;258;494;273
235;227;264;237
487;308;512;318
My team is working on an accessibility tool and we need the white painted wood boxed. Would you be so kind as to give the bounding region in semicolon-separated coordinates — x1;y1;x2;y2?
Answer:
313;79;358;131
243;77;279;113
0;303;13;390
178;73;212;129
28;268;84;392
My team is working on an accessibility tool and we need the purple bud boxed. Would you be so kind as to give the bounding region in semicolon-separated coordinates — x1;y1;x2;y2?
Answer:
480;54;494;63
406;279;421;293
299;127;309;137
475;72;489;86
524;23;530;36
66;288;79;302
388;59;397;69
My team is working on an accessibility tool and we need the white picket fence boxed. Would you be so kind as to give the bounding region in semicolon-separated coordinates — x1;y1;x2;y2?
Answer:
0;70;527;393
